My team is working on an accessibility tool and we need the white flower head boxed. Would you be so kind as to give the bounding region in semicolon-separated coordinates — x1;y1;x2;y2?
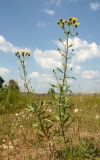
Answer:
15;113;19;117
74;108;78;113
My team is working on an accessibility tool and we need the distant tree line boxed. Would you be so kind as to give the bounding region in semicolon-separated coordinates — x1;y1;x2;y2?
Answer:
0;76;4;88
0;76;19;91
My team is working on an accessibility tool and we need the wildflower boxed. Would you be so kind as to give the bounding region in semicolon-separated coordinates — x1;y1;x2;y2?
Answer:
57;21;65;29
74;108;78;113
26;108;29;111
21;51;25;57
1;144;8;149
15;52;19;56
15;113;18;117
15;49;31;57
2;139;5;143
26;52;31;56
46;109;52;113
67;20;72;26
72;17;78;24
61;19;67;24
69;17;72;21
57;17;80;30
57;18;67;29
74;22;80;28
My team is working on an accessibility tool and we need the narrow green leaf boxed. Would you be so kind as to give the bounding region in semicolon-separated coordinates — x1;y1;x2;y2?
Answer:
62;115;71;126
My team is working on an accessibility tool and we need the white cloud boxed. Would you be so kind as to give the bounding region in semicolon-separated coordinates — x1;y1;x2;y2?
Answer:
67;63;81;74
81;70;100;79
44;9;55;16
29;71;73;93
53;37;100;62
90;2;100;11
0;35;18;53
32;38;100;93
28;71;55;93
37;22;47;27
71;37;100;62
0;67;10;76
33;38;100;74
38;73;54;84
0;35;31;55
29;72;39;78
73;65;81;73
49;0;63;5
33;48;61;69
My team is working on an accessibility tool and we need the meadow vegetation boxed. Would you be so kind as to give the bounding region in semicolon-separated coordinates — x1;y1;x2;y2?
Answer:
0;17;100;160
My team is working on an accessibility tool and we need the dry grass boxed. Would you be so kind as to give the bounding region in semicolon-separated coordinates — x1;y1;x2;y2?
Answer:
0;94;100;160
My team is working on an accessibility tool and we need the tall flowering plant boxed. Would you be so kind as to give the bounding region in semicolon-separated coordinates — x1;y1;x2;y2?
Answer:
15;49;31;92
51;17;80;147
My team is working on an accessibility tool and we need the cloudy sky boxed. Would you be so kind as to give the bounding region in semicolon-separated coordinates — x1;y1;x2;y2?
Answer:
0;0;100;93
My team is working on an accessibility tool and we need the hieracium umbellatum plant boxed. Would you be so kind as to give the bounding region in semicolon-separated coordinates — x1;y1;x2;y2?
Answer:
51;17;80;147
15;49;31;92
15;17;80;158
15;49;54;154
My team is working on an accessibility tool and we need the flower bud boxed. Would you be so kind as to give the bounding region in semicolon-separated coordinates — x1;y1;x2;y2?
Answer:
21;51;25;57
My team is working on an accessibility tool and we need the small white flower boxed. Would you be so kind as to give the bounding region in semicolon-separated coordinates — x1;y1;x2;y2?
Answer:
46;109;52;113
2;139;5;143
15;113;18;117
74;108;78;113
2;144;8;149
26;108;29;111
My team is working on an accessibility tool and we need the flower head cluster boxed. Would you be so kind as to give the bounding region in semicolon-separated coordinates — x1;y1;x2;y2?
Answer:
15;49;31;57
57;17;80;29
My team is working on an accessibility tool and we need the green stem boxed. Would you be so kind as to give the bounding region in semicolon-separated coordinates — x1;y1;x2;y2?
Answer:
20;57;30;92
62;34;69;89
57;34;69;147
60;124;67;148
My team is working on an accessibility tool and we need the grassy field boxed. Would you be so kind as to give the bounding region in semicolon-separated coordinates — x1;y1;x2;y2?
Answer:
0;89;100;160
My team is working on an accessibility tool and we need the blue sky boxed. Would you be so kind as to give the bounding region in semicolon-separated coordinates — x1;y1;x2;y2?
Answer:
0;0;100;93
